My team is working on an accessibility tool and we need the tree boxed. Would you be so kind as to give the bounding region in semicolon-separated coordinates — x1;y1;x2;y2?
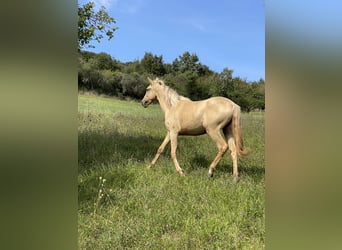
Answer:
172;51;211;76
218;68;234;97
93;52;118;71
173;52;199;74
78;2;118;50
119;73;146;99
250;79;265;110
78;61;102;90
141;52;166;76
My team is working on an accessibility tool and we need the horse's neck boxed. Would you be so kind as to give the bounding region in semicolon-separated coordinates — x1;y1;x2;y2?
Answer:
156;87;188;113
157;94;172;114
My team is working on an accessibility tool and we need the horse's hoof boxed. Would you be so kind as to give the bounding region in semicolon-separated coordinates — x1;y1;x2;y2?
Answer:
208;169;214;178
147;164;153;170
233;176;239;183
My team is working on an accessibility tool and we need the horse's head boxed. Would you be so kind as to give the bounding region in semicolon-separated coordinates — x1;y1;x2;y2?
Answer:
141;77;164;108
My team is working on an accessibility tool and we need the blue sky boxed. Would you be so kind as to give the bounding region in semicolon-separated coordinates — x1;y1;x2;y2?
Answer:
79;0;265;82
267;0;342;48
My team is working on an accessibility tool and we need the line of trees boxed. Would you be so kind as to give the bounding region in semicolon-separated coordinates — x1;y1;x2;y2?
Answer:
78;51;265;112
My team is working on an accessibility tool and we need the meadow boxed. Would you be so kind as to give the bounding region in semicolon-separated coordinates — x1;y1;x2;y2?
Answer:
78;94;265;249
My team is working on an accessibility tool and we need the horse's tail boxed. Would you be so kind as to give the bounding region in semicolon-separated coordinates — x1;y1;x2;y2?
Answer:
232;104;248;157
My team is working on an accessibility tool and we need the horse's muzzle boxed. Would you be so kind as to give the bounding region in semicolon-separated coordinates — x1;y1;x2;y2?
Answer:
141;100;148;108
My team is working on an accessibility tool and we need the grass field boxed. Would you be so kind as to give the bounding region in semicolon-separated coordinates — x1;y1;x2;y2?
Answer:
78;94;265;249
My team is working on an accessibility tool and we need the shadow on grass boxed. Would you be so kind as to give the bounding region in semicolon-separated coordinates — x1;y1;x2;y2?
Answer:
238;165;265;181
79;128;264;181
78;130;162;173
78;129;165;208
187;153;264;181
212;163;265;181
189;154;211;170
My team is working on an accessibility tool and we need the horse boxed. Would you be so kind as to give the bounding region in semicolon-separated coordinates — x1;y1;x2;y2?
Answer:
141;77;248;180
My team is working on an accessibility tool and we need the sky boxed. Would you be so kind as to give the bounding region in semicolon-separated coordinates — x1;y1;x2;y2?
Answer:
267;0;342;48
79;0;265;82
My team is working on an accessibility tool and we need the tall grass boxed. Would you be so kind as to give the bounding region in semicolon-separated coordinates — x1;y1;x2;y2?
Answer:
78;94;265;249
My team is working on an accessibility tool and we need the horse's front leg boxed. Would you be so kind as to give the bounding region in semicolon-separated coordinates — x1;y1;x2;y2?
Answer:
170;131;185;176
149;132;170;168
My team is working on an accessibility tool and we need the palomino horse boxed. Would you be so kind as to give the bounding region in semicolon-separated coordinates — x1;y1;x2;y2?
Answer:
141;77;248;180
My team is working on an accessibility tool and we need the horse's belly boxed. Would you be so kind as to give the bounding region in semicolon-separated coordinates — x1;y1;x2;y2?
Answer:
179;126;206;136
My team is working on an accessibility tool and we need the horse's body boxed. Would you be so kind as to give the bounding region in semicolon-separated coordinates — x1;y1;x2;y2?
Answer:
141;78;247;180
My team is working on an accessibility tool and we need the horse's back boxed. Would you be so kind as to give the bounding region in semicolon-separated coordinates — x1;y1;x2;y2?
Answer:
207;96;235;105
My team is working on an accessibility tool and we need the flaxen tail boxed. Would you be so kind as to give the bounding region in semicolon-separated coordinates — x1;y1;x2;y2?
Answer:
232;104;248;157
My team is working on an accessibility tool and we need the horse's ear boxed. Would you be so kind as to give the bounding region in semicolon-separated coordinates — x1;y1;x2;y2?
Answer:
147;77;153;84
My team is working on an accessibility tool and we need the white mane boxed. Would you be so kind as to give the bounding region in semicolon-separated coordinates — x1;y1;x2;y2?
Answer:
156;79;190;107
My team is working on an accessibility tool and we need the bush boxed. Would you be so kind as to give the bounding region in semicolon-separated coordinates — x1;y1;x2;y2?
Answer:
119;73;147;99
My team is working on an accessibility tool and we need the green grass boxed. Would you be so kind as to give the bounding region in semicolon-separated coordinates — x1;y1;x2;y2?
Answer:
78;94;265;249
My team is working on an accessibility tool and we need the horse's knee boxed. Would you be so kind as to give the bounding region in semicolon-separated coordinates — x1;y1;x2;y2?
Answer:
219;144;228;154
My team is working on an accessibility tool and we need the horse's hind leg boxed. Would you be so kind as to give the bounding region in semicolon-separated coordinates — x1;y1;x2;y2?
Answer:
207;129;228;177
225;126;238;181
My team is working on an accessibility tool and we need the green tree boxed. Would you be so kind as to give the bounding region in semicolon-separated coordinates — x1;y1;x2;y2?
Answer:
141;52;166;76
119;73;146;99
78;2;118;50
78;61;102;90
98;70;122;95
172;52;211;76
230;77;255;112
163;73;190;96
122;60;143;74
93;52;118;71
219;68;234;97
173;52;199;74
192;75;212;100
249;79;265;110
